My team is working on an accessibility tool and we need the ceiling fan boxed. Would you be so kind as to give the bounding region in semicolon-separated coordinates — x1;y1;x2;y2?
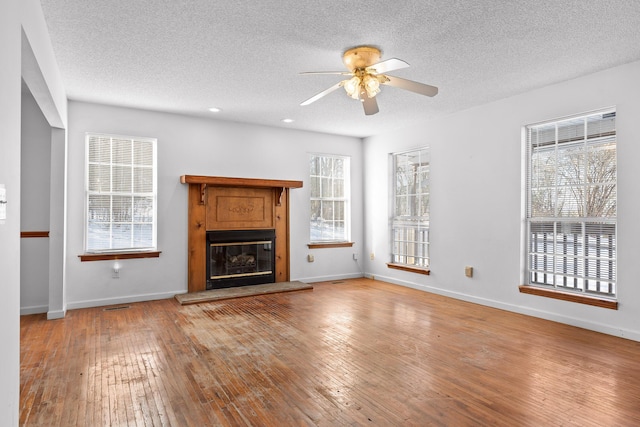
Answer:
300;46;438;115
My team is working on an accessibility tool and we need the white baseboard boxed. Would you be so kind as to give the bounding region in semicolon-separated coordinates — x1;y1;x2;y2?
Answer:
294;272;364;284
47;308;66;319
20;305;48;316
66;290;184;311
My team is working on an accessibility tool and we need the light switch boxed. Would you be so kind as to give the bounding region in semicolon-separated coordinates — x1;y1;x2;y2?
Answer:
0;184;6;223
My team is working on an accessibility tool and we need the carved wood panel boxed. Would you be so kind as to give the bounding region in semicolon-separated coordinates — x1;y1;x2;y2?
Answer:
206;187;274;230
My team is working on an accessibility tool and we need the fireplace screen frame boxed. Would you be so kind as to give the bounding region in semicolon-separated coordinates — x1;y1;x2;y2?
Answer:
206;229;276;290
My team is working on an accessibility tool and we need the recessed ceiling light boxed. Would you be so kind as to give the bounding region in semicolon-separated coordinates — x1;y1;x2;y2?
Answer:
281;118;294;123
208;107;222;113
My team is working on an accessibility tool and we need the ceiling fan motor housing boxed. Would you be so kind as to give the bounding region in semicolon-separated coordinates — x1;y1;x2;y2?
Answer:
342;46;382;71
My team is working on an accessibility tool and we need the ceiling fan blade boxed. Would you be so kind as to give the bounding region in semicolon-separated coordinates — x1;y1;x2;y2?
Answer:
382;75;438;97
362;92;379;115
300;81;345;106
366;58;409;74
300;71;352;76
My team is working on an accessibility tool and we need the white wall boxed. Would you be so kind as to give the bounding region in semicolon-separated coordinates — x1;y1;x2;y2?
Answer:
21;87;51;314
0;0;69;421
1;0;66;421
364;60;640;341
64;102;364;309
0;0;22;422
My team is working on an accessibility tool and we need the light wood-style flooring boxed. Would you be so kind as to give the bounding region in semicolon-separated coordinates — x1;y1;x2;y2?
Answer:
20;278;640;426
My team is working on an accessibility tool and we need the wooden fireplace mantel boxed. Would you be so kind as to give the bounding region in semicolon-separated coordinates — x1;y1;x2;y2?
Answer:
180;175;303;189
181;175;303;293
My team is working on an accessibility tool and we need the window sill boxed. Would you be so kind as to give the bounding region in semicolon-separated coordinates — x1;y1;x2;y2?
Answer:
307;242;354;249
387;263;430;275
79;251;161;262
519;285;618;310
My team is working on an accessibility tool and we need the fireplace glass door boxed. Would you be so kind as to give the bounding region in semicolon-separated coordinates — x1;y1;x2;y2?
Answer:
206;229;276;289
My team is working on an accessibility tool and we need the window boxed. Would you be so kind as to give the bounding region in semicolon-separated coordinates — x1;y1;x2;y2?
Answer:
85;133;157;253
309;154;350;243
391;148;430;268
525;109;616;298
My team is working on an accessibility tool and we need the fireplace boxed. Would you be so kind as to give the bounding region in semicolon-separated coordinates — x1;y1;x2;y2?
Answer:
181;175;302;293
206;229;276;289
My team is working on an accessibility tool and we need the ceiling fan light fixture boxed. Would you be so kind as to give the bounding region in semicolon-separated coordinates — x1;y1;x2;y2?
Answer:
344;76;361;99
363;74;380;98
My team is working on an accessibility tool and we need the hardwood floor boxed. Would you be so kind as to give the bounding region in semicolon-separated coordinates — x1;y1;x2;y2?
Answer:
20;278;640;426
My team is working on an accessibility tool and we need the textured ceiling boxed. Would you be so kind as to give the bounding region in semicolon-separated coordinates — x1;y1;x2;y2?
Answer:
39;0;640;138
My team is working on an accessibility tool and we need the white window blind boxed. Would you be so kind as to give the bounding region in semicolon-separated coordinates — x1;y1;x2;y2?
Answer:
86;134;157;252
310;154;350;242
525;109;616;297
391;148;429;268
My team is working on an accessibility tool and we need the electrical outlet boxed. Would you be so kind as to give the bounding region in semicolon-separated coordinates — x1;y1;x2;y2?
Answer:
112;268;120;279
370;252;375;260
353;253;358;261
307;254;314;263
465;266;473;278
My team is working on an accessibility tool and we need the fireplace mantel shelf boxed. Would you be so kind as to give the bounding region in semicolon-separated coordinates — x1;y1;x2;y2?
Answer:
180;175;303;189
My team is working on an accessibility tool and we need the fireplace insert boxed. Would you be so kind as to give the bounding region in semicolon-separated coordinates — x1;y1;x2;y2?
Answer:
206;229;276;290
